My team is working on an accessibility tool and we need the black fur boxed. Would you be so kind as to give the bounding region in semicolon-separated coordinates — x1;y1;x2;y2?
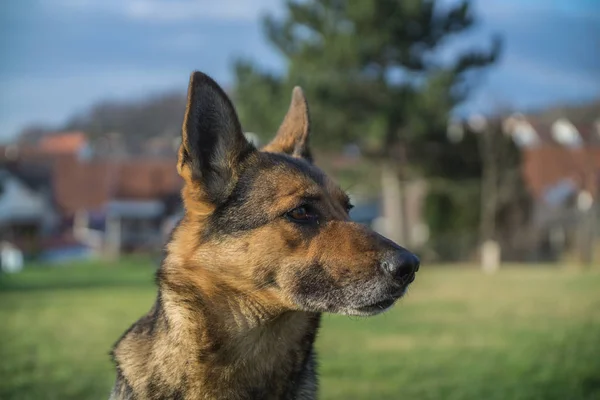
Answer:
204;152;327;238
181;71;256;204
110;71;419;400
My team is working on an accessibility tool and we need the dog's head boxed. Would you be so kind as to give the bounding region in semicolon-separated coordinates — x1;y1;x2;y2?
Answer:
171;72;419;317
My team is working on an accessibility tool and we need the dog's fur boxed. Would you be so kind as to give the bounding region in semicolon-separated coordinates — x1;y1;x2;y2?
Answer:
110;72;418;400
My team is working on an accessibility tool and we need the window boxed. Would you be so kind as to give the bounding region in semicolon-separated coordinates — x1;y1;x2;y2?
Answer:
512;122;539;148
551;118;581;148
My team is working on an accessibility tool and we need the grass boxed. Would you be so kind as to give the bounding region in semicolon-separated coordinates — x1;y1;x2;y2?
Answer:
1;258;599;400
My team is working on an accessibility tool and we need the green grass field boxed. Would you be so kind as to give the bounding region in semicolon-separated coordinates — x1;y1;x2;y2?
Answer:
1;258;599;400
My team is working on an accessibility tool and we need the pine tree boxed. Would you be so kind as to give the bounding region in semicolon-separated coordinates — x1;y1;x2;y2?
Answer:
234;0;501;245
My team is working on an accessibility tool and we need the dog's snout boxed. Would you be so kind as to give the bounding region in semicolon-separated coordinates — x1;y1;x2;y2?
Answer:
380;251;420;281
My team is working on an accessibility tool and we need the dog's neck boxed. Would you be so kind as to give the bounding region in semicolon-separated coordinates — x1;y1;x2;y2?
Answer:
159;266;313;352
112;258;321;399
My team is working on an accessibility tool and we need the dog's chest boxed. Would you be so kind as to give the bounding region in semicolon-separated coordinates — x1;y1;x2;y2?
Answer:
112;300;321;399
193;315;319;399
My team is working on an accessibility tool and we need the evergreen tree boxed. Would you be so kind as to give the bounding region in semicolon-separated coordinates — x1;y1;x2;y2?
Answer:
234;0;501;245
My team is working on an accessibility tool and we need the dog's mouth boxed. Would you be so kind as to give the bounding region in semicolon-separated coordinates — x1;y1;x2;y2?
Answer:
355;297;397;313
348;286;408;316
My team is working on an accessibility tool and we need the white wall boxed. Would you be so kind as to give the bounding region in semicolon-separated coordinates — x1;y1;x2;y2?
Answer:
0;172;48;224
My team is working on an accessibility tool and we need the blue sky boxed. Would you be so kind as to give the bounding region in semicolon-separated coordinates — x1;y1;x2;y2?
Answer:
1;0;599;141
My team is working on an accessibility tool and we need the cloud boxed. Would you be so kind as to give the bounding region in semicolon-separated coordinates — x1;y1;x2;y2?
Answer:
0;0;285;139
52;0;282;23
2;0;598;139
454;0;600;114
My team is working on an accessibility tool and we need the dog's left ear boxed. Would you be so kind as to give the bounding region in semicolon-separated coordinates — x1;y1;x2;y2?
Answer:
262;87;312;161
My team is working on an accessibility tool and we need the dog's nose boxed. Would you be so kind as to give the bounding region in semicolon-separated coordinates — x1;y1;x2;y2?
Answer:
380;250;420;282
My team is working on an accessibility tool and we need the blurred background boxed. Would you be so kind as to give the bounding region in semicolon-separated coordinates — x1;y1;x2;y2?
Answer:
1;1;599;399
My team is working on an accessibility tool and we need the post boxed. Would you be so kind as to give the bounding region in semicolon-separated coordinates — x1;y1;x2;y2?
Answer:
475;116;501;271
105;215;121;258
577;191;595;267
380;162;408;246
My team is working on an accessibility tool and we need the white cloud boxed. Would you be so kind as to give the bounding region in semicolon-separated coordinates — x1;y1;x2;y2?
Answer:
52;0;282;23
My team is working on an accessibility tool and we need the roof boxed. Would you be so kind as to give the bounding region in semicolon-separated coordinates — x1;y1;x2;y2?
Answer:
113;158;182;199
52;155;182;216
521;146;600;201
1;144;182;217
506;116;600;148
38;132;87;154
1;162;51;191
503;115;600;201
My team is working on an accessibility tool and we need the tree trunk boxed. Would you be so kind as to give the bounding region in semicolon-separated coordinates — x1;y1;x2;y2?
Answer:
479;130;497;243
479;126;500;271
380;161;410;247
579;197;596;267
578;161;597;268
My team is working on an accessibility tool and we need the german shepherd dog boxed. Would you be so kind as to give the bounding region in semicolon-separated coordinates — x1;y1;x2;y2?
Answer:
110;72;419;400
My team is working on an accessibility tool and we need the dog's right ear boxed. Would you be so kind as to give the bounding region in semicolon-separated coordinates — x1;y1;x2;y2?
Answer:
178;71;255;212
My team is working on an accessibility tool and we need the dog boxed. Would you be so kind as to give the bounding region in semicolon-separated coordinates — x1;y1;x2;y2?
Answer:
110;71;419;400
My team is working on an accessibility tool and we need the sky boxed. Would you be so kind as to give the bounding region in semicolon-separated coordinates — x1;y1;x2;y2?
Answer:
0;0;599;141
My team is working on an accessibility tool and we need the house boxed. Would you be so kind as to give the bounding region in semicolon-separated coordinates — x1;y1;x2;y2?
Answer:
51;155;183;254
38;131;88;155
1;132;184;257
0;162;56;255
503;114;600;260
505;116;600;198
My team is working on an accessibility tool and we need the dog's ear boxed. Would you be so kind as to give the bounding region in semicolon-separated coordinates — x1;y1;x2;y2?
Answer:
262;86;312;161
178;71;255;210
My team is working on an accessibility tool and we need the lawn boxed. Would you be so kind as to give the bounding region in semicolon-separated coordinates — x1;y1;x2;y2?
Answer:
1;258;599;400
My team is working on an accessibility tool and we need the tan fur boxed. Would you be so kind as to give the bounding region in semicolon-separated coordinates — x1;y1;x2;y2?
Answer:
263;87;311;158
111;72;417;400
113;164;382;398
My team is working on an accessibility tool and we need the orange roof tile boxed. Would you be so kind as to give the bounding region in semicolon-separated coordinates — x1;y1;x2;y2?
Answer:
38;132;87;154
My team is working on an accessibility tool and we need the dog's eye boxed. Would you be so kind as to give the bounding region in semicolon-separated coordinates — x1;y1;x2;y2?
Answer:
345;203;354;213
287;206;318;224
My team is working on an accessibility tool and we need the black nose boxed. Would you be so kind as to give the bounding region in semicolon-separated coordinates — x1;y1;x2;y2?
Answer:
380;251;420;282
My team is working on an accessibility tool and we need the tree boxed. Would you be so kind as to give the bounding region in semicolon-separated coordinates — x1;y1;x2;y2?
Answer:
423;115;533;263
18;93;188;153
470;116;533;264
234;0;501;245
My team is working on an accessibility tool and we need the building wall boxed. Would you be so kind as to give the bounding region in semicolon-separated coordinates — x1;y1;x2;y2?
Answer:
0;172;49;224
